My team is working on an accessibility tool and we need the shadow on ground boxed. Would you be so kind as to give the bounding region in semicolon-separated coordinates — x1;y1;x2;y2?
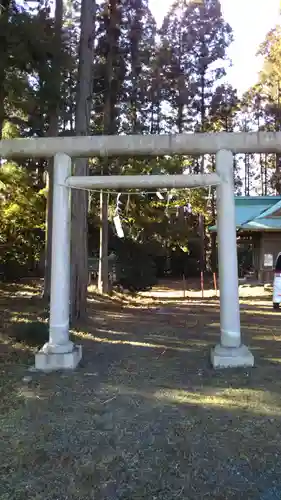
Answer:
1;281;281;499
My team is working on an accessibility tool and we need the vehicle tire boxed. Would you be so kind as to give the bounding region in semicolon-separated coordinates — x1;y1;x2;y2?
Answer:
273;302;280;310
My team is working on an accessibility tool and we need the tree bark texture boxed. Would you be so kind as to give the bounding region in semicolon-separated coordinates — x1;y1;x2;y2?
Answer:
71;0;96;320
43;0;63;300
0;0;11;139
98;0;119;294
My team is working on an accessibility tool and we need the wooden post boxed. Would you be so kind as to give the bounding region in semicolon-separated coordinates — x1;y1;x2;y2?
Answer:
213;272;217;296
201;271;204;298
182;274;186;298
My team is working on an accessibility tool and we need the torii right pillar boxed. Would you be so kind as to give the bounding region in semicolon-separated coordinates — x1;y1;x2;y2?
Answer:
211;149;254;368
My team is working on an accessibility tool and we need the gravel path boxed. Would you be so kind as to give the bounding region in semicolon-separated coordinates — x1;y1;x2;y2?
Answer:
1;291;281;499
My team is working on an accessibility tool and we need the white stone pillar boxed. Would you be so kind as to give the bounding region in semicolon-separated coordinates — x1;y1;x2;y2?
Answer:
35;153;82;371
211;149;254;368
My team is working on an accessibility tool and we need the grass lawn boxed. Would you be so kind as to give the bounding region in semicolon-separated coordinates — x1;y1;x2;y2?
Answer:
1;280;281;499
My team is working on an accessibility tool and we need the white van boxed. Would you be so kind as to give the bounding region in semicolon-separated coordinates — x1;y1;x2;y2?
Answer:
273;252;281;309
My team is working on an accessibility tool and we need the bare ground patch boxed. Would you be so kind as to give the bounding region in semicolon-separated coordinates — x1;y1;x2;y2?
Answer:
1;280;281;499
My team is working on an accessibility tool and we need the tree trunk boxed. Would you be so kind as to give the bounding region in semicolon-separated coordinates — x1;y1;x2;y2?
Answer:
275;83;281;194
260;154;264;195
129;5;142;133
98;191;109;292
70;0;96;320
0;0;11;139
98;0;118;294
198;166;205;273
210;156;216;272
264;157;268;195
199;70;206;274
43;0;63;300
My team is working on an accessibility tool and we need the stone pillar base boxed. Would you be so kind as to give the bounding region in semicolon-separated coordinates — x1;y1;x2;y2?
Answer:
34;344;82;371
211;343;254;369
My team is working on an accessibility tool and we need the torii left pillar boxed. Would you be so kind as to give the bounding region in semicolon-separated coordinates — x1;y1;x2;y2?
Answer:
35;153;82;370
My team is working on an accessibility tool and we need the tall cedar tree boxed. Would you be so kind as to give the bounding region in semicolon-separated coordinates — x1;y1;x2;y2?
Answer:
159;0;232;271
71;0;96;320
97;0;121;294
44;0;63;299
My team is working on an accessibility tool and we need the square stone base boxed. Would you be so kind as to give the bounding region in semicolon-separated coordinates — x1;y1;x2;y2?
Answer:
34;344;82;371
211;343;254;369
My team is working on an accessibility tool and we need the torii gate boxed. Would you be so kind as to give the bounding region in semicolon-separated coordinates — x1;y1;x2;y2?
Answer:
2;131;280;370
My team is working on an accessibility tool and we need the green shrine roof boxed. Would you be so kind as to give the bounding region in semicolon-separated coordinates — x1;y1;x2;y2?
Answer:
209;196;281;232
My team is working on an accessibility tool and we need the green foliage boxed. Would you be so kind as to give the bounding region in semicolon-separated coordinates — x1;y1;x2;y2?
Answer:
3;0;280;285
0;0;74;281
10;320;49;346
113;238;157;291
0;1;66;136
159;0;233;132
0;162;45;278
240;24;281;195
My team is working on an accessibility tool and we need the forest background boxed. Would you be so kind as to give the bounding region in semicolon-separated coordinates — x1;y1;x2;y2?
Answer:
1;0;281;319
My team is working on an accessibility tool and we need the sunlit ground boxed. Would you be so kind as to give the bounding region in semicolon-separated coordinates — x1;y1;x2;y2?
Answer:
1;279;281;499
139;278;273;299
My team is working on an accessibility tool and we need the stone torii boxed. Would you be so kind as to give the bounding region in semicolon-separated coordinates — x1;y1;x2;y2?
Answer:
2;131;279;370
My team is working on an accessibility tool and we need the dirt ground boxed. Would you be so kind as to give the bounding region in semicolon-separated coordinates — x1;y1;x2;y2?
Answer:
1;280;281;500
